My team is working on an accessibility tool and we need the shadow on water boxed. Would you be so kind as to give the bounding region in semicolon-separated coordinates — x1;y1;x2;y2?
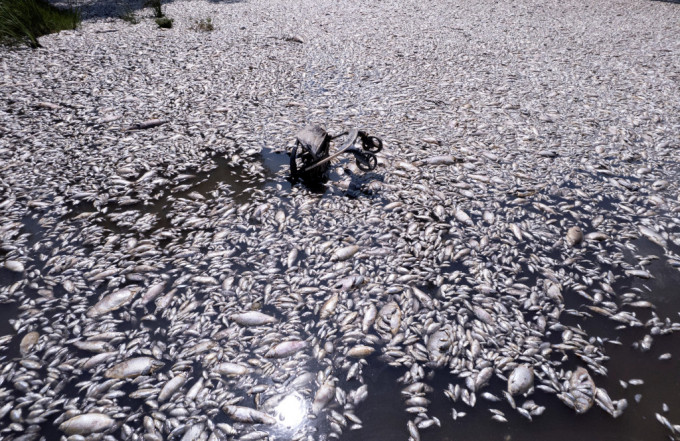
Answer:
287;166;387;201
341;363;411;441
63;149;289;236
0;302;19;336
624;238;680;314
0;267;23;288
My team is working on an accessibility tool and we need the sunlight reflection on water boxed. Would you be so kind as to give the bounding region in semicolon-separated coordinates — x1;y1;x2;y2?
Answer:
274;392;308;429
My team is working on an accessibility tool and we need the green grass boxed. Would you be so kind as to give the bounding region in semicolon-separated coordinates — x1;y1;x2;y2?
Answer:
0;0;80;48
155;16;172;28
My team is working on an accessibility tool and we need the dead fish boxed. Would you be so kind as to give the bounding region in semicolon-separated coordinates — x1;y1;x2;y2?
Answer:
336;274;364;291
407;420;421;441
287;248;299;267
625;269;652;279
508;365;534;395
35;101;59;110
82;351;118;370
192;275;218;285
475;367;494;389
155;289;176;311
222;406;276;424
422;136;441;145
104;357;164;379
638;225;667;248
139;282;166;306
347;345;375;358
421;155;461;165
181;423;205;441
275;209;286;224
568;367;596;414
231;311;277;326
412;286;434;309
73;340;113;353
59;413;116;435
239;430;270;441
4;260;24;272
313;381;336;414
333;245;360;261
398;161;419;172
378;301;402;335
651;179;669;191
362;304;377;332
98;113;121;123
158;372;188;402
87;286;140;317
473;306;493;326
481;392;501;402
20;331;39;355
321;293;339;319
585;232;610;241
216;423;238;436
182;340;216;357
214;362;251;376
510;224;523;241
566;226;584;247
265;340;307;358
492;414;508;423
627;300;654;309
455;208;473;225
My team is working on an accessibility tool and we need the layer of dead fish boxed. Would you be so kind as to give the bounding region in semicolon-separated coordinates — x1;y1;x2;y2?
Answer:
1;0;680;440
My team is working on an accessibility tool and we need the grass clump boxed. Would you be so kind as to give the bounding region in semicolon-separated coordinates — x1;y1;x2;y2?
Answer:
192;17;213;32
145;0;163;18
155;16;172;28
147;0;171;28
0;0;81;48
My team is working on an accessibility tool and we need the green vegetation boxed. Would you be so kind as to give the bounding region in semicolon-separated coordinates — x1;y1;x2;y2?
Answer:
155;16;172;28
192;17;213;32
146;0;172;28
145;0;163;18
0;0;80;48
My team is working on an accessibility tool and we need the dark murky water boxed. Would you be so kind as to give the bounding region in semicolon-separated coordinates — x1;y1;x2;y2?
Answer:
62;147;292;232
342;247;680;441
